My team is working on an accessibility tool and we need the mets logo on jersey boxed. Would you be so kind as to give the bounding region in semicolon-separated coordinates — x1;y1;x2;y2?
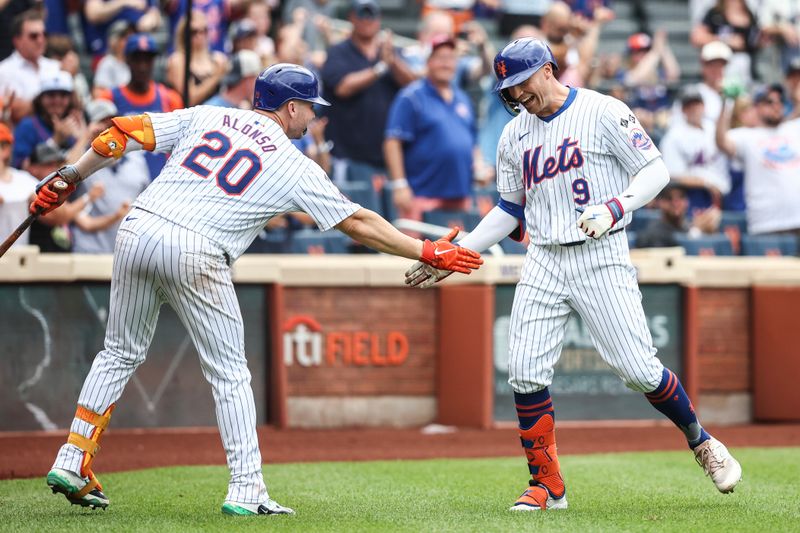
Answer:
759;136;800;169
522;137;585;189
629;128;652;150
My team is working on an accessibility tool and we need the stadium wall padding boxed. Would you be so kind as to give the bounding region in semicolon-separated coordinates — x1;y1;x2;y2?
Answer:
2;248;800;430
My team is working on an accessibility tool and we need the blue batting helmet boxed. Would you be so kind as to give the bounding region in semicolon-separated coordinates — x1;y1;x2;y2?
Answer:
253;63;330;111
493;38;558;115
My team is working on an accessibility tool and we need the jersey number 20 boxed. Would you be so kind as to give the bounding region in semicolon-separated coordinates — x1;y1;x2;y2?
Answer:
181;131;262;195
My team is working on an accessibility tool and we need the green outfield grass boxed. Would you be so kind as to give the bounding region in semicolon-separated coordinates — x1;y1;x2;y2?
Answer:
1;448;798;532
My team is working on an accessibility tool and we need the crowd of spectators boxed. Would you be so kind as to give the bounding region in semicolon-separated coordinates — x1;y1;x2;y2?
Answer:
0;0;799;257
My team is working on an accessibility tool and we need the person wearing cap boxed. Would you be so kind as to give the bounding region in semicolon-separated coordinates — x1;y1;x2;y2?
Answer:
166;10;229;107
384;35;481;222
0;10;61;123
690;0;759;83
204;50;262;109
659;84;729;212
0;122;38;249
96;33;182;180
636;182;721;248
320;0;416;183
93;21;134;95
620;30;680;141
716;82;800;247
622;30;680;97
230;18;259;54
11;70;82;173
671;40;732;125
82;0;161;63
69;99;149;254
33;61;482;515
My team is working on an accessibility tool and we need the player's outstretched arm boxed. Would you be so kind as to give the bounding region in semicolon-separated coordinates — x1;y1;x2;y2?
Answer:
334;208;483;274
406;198;524;288
577;157;670;239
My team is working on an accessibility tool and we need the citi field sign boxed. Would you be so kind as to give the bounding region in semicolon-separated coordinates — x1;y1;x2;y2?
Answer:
282;316;409;367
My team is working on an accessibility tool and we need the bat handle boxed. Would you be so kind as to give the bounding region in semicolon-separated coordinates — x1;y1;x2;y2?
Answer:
52;179;69;191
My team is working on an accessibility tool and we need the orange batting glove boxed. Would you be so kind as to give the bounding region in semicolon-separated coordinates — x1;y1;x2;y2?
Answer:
419;227;483;274
29;169;76;215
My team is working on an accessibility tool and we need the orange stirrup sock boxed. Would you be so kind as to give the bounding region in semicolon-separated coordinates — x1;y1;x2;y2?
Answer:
67;404;115;497
515;389;565;505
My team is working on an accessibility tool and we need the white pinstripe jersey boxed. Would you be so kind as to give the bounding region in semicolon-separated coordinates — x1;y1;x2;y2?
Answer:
497;88;661;245
133;106;359;259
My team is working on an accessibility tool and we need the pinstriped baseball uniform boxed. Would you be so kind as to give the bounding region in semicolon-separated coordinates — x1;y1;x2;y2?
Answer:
53;105;360;505
497;87;664;394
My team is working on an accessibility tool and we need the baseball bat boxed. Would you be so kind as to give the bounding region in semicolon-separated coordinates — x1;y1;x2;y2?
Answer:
0;179;69;259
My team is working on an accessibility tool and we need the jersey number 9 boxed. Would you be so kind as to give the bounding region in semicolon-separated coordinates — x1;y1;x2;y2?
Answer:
181;131;262;195
572;178;590;205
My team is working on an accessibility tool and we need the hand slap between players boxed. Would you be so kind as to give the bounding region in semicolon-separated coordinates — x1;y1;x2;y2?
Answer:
405;261;452;289
419;227;483;274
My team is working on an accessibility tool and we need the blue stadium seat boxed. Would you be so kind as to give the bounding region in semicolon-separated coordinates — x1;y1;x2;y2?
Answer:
719;210;748;236
289;229;327;254
674;233;734;256
423;208;482;232
323;232;351;253
338;181;381;214
741;234;798;257
246;227;291;253
628;208;661;232
289;229;351;254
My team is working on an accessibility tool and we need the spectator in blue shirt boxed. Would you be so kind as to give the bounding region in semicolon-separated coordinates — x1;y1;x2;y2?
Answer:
384;36;485;221
12;70;81;174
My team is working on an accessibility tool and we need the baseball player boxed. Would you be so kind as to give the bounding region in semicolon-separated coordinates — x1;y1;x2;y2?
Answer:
35;63;483;516
405;38;742;510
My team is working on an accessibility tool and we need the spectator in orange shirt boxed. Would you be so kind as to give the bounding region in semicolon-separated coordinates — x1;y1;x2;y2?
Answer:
95;33;183;180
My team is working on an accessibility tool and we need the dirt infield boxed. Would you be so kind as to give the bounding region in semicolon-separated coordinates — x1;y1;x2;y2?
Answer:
2;423;800;480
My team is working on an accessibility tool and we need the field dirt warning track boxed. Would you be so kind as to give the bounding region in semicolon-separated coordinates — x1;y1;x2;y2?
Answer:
2;423;800;479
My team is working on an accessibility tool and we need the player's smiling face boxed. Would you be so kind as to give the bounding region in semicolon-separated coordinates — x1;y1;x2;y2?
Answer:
507;64;555;116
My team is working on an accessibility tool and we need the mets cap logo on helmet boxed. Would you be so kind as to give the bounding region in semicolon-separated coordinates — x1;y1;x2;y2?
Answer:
253;63;330;111
493;38;558;115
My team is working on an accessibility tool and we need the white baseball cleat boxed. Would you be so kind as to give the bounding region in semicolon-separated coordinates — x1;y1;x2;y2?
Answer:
509;483;568;511
221;498;295;516
693;437;742;493
46;468;109;510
